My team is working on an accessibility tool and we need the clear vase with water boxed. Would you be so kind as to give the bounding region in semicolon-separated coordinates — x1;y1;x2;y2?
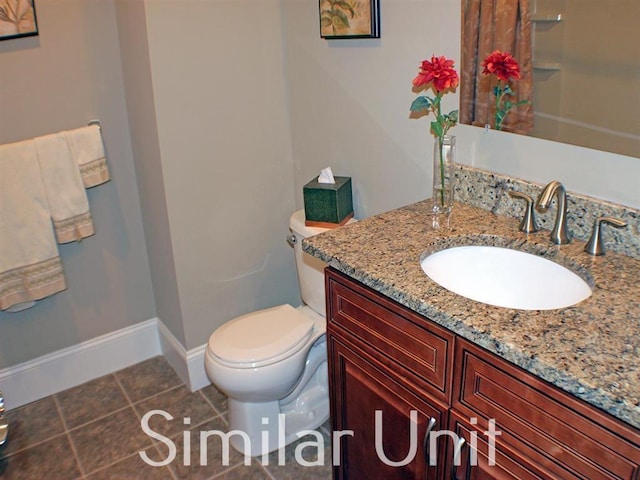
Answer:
430;135;455;227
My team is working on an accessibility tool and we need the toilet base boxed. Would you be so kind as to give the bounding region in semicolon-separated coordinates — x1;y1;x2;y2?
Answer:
227;359;329;457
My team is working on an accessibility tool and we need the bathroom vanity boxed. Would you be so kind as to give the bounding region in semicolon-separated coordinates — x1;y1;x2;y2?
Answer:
303;196;640;479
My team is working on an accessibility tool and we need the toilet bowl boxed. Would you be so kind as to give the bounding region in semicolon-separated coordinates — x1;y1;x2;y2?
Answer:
204;210;354;457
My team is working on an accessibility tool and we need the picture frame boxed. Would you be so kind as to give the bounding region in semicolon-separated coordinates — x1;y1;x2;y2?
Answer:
320;0;380;39
0;0;38;41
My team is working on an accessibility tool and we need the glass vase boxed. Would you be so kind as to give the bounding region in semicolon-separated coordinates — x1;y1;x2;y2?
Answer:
430;135;455;227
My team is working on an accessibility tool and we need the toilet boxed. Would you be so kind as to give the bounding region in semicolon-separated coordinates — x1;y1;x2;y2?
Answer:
204;210;353;457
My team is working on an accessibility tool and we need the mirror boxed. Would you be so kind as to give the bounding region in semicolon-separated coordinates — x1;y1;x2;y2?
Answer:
461;0;640;159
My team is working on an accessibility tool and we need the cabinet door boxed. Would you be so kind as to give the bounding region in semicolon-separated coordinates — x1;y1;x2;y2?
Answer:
328;332;448;480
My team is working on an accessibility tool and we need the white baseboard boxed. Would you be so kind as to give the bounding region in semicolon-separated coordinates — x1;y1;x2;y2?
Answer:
0;318;162;410
157;320;210;392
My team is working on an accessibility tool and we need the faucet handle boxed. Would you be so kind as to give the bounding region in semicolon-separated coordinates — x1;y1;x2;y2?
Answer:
508;191;539;233
584;216;627;256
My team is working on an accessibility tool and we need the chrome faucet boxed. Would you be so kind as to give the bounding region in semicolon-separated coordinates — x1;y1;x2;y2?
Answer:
536;181;572;244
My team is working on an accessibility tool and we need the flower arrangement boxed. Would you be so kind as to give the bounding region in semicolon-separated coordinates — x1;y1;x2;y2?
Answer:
482;50;529;131
410;55;460;140
410;55;459;209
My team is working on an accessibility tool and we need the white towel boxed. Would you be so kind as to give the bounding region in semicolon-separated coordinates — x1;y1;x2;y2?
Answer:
0;140;66;311
34;133;95;243
64;125;110;188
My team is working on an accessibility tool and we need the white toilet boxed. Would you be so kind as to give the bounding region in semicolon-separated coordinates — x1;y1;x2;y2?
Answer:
204;210;352;457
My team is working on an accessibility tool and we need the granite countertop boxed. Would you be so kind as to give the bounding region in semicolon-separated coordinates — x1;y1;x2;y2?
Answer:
302;201;640;429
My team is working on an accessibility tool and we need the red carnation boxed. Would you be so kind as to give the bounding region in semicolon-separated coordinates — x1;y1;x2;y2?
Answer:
413;55;460;93
482;50;521;82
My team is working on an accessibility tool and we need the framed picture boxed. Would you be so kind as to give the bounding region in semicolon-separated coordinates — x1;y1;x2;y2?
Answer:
320;0;380;39
0;0;38;41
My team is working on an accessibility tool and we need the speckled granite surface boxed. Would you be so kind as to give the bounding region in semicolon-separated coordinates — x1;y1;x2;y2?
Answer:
454;164;640;259
303;200;640;429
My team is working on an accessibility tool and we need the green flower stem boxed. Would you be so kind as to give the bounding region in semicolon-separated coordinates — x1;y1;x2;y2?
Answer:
433;95;447;207
410;89;458;208
438;135;446;207
495;80;506;131
494;80;529;131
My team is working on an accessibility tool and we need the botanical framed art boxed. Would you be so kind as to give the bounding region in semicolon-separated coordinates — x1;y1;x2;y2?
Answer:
0;0;38;41
320;0;380;39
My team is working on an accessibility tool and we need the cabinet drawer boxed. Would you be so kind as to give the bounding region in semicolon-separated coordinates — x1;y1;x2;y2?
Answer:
448;410;553;480
454;339;640;480
327;268;454;402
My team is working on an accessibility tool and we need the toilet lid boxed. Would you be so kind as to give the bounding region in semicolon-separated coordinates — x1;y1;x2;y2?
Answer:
208;304;315;366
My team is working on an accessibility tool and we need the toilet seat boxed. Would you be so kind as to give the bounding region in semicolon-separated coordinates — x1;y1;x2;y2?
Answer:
208;304;315;368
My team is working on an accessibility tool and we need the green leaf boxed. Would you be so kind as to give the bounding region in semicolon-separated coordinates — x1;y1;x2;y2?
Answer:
332;9;350;27
320;17;332;27
410;96;432;112
447;110;459;123
431;121;443;138
332;0;355;17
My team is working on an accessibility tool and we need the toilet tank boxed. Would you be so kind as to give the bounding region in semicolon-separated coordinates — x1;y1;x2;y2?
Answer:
289;210;354;317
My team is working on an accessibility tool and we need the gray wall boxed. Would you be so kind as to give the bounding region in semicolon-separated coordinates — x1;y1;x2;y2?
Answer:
118;0;300;350
114;0;186;346
0;0;155;368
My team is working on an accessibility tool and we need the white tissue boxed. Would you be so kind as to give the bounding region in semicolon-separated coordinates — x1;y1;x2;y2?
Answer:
318;167;335;184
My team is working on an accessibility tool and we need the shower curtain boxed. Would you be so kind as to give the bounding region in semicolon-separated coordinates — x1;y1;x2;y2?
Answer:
460;0;534;134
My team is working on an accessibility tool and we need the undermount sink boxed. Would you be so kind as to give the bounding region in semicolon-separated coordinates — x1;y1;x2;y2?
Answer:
420;245;592;310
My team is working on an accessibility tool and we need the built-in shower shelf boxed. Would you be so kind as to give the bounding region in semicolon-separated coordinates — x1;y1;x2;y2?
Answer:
531;14;563;23
533;62;562;71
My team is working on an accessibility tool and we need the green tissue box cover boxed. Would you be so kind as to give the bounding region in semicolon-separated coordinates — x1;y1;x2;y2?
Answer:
303;176;353;225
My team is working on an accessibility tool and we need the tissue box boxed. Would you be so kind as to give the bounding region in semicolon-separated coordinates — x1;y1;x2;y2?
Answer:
303;176;353;227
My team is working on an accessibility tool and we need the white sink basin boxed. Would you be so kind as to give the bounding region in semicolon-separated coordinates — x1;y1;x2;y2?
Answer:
420;245;592;310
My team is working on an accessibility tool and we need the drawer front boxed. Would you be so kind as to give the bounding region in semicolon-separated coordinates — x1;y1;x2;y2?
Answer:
448;410;554;480
327;268;454;402
454;339;640;480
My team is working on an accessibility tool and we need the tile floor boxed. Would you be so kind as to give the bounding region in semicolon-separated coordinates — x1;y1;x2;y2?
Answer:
0;356;332;480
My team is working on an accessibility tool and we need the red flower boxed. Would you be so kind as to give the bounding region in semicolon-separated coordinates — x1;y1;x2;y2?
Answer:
412;55;460;93
482;50;521;81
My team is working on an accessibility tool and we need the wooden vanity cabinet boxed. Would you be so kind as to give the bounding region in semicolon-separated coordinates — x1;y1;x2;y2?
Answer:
326;268;455;479
326;268;640;479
